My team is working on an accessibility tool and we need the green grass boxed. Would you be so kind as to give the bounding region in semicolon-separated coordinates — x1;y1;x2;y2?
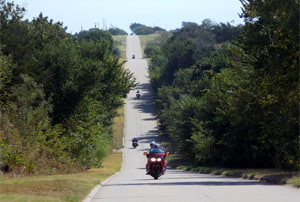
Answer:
112;107;125;150
169;154;300;188
0;103;125;201
112;35;127;150
139;34;160;57
0;33;129;202
287;177;300;188
112;35;127;58
113;33;161;59
139;34;160;48
0;152;122;202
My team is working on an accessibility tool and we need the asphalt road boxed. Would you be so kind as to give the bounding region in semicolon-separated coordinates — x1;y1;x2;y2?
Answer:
85;35;300;202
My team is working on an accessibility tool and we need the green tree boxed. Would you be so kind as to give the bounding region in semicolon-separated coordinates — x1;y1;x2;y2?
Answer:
0;74;71;174
130;23;165;35
108;27;128;35
160;23;215;85
0;51;13;106
240;0;299;168
0;0;136;173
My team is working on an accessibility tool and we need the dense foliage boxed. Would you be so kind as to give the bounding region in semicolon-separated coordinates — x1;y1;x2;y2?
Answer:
108;27;128;35
148;0;299;169
0;1;136;175
130;23;165;35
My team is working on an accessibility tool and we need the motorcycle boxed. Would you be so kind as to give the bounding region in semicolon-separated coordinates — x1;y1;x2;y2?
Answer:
143;151;170;180
132;138;139;148
136;90;141;99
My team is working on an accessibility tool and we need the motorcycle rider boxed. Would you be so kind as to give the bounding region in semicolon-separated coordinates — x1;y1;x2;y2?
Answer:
146;141;167;174
132;137;138;143
136;90;141;98
132;137;138;148
149;141;156;149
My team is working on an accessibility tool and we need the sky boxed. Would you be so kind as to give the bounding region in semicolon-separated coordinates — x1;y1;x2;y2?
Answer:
12;0;245;34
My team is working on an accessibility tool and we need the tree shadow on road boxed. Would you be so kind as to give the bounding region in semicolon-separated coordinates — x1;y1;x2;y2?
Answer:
132;83;156;115
103;169;270;187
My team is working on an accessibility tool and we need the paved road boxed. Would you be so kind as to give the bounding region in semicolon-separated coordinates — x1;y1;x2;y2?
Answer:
85;35;300;202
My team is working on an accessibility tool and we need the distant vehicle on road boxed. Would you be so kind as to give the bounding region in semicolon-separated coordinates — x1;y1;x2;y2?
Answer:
132;138;138;148
132;54;135;59
136;90;141;99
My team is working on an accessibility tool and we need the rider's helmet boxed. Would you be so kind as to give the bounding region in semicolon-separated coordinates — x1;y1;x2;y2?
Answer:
150;141;156;148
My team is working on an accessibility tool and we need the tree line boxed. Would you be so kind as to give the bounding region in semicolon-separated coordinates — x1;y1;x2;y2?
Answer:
147;0;299;169
0;0;135;175
130;23;165;35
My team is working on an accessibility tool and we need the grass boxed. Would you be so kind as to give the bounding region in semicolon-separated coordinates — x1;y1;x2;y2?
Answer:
160;131;300;188
0;34;128;202
0;152;122;202
0;106;125;202
287;177;300;187
167;153;300;188
112;35;127;150
0;98;126;201
113;35;127;58
139;34;160;57
112;107;125;150
113;33;161;59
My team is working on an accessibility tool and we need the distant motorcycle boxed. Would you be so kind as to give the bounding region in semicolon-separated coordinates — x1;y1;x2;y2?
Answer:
132;138;139;148
136;90;141;99
144;150;170;180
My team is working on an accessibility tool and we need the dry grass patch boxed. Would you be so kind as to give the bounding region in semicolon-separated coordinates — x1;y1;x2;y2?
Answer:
139;34;160;52
0;152;122;202
113;35;127;58
112;107;124;150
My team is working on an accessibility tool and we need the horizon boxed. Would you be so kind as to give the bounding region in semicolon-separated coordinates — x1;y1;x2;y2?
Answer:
12;0;245;34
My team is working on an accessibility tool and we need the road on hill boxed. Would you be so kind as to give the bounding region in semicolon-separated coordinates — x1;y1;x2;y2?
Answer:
85;35;300;202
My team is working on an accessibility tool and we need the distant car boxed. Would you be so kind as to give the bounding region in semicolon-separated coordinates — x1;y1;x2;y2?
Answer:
132;54;135;59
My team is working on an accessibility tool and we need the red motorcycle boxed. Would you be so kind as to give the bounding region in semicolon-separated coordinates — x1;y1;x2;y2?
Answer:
143;150;170;180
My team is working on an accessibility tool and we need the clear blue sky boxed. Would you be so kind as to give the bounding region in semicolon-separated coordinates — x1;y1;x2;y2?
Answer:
13;0;244;34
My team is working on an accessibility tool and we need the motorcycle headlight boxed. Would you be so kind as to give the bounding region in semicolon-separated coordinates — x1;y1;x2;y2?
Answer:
150;157;162;162
150;158;157;162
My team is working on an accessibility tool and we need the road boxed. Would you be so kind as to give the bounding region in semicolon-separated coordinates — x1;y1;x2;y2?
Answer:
85;35;300;202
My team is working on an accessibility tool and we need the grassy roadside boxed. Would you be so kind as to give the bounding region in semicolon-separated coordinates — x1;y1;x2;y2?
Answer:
0;35;128;202
161;135;300;188
112;35;127;151
0;107;124;202
112;107;125;150
139;34;160;57
167;153;300;188
0;152;122;202
113;35;127;58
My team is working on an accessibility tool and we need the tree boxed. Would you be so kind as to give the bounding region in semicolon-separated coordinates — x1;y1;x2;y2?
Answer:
108;27;128;35
160;23;215;85
130;23;165;35
0;0;137;174
0;51;13;106
1;74;67;174
239;0;299;168
148;2;299;169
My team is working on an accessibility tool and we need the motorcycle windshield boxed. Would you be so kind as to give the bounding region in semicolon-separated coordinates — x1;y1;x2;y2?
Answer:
149;148;164;153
